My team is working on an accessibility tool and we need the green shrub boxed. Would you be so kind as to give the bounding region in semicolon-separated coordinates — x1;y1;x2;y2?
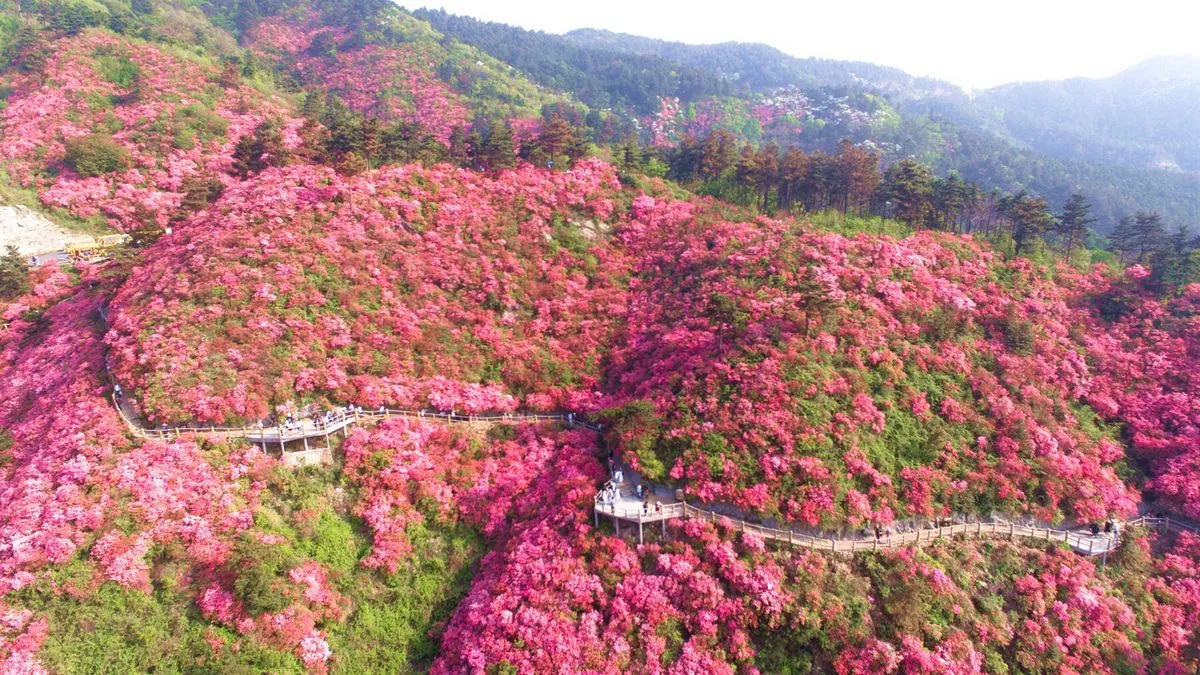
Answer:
62;133;131;177
600;400;668;481
1002;315;1036;356
16;574;302;673
485;424;518;442
332;520;484;673
38;0;110;35
227;536;298;615
93;52;140;88
297;510;361;574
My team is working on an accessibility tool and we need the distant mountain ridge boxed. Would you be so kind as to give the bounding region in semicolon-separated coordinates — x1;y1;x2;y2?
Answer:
416;9;1200;230
973;55;1200;173
563;27;967;104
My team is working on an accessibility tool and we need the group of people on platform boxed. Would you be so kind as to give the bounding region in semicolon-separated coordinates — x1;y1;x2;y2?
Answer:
1089;519;1120;538
597;465;663;517
257;404;365;434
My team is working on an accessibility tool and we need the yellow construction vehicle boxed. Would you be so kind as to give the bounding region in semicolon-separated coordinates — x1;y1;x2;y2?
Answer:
66;234;131;263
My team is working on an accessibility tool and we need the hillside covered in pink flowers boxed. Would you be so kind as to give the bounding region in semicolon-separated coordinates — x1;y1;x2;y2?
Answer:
1;1;1199;673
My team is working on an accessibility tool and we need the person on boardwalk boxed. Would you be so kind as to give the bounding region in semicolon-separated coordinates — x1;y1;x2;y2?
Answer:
636;483;643;500
113;383;123;399
614;469;623;485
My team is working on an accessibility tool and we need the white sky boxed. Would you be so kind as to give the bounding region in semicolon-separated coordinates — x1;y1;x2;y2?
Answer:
403;0;1200;90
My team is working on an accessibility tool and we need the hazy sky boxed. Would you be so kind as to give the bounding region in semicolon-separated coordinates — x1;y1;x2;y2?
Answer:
406;0;1200;90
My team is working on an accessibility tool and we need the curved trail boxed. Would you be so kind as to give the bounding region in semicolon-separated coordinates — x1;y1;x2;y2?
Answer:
97;306;1196;559
108;392;597;443
108;386;1197;559
594;472;1199;558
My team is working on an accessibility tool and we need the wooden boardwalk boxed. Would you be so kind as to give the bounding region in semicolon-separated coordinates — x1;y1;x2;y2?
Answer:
594;476;1198;556
110;393;597;466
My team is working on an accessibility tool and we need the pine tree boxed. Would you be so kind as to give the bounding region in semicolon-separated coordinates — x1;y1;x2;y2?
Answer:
697;130;737;181
231;119;287;178
481;121;515;170
796;265;840;336
1109;216;1137;264
776;148;809;212
753;144;779;211
447;126;470;166
1158;226;1197;287
1004;191;1056;257
0;246;31;300
1128;211;1167;264
1056;193;1097;253
930;173;969;232
880;159;933;226
534;115;576;167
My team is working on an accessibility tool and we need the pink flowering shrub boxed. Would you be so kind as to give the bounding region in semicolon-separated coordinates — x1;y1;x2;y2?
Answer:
245;8;548;145
106;159;627;423
343;417;582;571
0;29;301;231
0;277;348;669
432;425;1195;673
1079;279;1200;519
603;202;1135;525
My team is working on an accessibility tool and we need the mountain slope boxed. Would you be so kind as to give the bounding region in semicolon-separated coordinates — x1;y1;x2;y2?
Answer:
2;2;1200;673
416;11;1200;230
974;55;1200;173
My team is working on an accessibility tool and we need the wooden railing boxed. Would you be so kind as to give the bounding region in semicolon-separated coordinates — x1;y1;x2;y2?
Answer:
110;393;599;443
594;494;1199;557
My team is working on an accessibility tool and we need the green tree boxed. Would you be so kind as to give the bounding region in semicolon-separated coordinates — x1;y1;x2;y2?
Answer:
879;159;933;226
796;265;841;336
0;246;32;300
1003;191;1056;257
1056;193;1097;253
1108;216;1136;264
7;19;50;75
178;173;225;215
1157;226;1198;287
231;118;287;178
1111;211;1167;265
532;114;577;167
929;172;969;232
480;120;515;170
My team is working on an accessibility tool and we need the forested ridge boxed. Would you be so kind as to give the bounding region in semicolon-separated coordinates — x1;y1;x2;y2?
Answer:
420;8;1200;232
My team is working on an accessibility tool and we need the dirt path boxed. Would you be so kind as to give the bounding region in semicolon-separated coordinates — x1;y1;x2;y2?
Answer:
0;205;94;256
